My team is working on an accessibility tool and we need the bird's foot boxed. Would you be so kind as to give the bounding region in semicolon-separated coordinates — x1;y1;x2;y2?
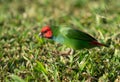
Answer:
60;48;74;56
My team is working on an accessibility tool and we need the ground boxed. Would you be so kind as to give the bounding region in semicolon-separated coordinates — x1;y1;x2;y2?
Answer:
0;0;120;82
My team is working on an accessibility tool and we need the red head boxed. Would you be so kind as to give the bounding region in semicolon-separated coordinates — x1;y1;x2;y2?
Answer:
39;26;52;39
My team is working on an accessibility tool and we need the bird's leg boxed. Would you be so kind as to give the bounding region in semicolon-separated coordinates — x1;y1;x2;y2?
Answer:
60;48;75;56
51;44;75;56
69;48;74;55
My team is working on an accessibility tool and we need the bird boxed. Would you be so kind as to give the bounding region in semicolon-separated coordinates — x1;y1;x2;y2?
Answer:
39;25;107;50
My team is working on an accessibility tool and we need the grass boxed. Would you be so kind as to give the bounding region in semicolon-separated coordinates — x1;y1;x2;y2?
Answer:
0;0;120;82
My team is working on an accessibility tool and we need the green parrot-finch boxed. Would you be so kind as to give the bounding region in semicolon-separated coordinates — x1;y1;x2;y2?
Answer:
39;25;107;50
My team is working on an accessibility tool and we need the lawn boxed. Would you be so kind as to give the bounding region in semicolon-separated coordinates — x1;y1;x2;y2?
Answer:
0;0;120;82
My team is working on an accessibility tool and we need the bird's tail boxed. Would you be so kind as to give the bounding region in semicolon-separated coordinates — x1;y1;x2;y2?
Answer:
91;41;108;47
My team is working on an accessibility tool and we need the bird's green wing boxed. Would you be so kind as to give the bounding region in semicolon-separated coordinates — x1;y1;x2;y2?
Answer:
61;27;97;42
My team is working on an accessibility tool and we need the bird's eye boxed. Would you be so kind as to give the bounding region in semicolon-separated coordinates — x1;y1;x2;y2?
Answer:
43;30;48;33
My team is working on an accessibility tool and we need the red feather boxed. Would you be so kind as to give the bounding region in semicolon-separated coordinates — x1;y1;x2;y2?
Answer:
41;26;53;38
90;41;106;46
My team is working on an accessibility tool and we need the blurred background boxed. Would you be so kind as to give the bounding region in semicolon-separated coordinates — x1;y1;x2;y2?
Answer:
0;0;120;82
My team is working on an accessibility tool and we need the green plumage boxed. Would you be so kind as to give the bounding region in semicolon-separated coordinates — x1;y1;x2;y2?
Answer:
51;26;100;50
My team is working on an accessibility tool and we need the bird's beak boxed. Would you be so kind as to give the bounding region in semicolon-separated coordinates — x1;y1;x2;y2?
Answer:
39;32;43;38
